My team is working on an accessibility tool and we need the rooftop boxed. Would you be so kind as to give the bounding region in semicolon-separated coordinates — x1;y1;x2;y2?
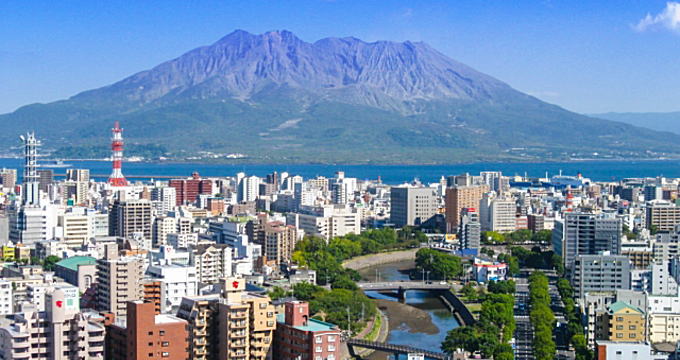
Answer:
276;314;339;332
55;256;97;271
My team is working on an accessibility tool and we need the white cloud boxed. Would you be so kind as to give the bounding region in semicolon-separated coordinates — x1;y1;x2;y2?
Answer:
635;2;680;33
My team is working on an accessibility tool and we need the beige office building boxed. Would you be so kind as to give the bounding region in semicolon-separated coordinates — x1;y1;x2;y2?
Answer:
445;185;488;232
109;199;153;240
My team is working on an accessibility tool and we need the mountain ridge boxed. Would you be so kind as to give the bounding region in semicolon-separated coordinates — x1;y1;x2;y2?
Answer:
1;30;679;164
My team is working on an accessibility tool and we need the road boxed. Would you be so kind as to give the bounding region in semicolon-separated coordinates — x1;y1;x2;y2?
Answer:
515;269;575;360
514;278;534;360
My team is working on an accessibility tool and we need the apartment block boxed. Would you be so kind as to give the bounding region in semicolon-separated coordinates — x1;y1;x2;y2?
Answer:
274;301;342;360
445;185;487;233
106;301;188;360
96;243;144;319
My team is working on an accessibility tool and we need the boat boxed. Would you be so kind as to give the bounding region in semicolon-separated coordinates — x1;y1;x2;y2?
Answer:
40;160;72;168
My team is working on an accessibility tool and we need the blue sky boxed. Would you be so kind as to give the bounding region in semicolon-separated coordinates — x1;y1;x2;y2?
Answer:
2;0;680;114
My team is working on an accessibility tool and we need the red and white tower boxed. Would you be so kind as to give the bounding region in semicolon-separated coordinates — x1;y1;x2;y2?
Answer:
108;121;128;187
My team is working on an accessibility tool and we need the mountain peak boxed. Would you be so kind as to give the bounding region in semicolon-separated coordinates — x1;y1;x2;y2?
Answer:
74;30;512;110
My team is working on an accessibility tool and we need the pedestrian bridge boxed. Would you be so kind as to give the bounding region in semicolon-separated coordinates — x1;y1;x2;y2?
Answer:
347;339;448;360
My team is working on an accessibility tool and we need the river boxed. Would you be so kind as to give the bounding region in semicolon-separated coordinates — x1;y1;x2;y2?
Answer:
358;260;460;360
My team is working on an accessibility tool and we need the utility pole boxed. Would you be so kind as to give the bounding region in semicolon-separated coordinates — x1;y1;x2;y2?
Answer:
422;268;426;284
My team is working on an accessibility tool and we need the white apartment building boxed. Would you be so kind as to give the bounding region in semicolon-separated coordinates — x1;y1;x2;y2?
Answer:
0;280;12;315
146;263;198;313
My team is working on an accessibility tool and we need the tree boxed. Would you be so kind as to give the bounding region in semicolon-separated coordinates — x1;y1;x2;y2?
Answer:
481;231;505;244
461;283;477;300
331;275;358;291
43;256;61;271
441;326;479;354
415;248;463;280
531;229;552;243
292;282;325;301
487;280;516;295
268;286;289;300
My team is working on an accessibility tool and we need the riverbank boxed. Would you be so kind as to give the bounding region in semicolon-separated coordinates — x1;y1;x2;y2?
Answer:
343;248;419;271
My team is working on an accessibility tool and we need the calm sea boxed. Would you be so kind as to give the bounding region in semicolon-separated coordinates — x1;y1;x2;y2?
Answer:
3;158;679;184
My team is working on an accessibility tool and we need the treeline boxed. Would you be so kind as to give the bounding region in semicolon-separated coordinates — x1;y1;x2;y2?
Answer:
529;272;556;360
482;229;552;245
414;248;464;280
556;279;592;360
442;280;516;360
497;246;564;276
269;282;376;333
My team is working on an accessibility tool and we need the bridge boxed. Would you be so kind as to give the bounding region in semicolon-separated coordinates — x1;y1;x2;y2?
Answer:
347;339;449;360
357;281;450;300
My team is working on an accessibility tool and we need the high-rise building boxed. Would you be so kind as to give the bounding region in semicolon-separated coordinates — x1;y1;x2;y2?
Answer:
480;197;516;232
109;199;153;240
96;243;144;319
0;168;17;191
151;186;177;214
459;207;481;250
169;173;212;206
190;243;233;284
330;171;357;205
36;169;53;193
553;212;622;271
445;185;487;233
238;175;261;203
274;301;342;360
645;200;680;233
264;222;299;266
106;300;189;360
389;186;439;227
177;277;276;360
0;287;105;359
572;252;631;298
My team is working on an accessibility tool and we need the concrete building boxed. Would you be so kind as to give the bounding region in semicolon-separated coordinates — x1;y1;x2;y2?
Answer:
595;341;656;360
177;277;276;360
150;186;176;214
480;196;516;232
54;256;97;292
264;222;299;266
389;186;439;228
286;206;359;241
553;212;622;272
445;185;487;233
106;300;189;360
96;244;144;319
646;200;680;233
190;243;233;284
572;252;631;298
109;199;153;240
0;280;12;315
0;287;105;359
238;175;261;203
274;301;342;360
169;175;212;206
146;263;198;313
458;207;481;250
596;301;645;342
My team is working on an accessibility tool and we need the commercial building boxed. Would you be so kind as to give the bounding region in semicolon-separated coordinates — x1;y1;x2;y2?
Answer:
646;200;680;233
553;212;622;272
286;206;359;241
146;263;198;313
169;173;212;206
479;196;516;232
106;300;189;360
445;185;487;233
572;252;631;298
109;199;153;240
274;301;342;360
458;207;481;250
389;186;439;228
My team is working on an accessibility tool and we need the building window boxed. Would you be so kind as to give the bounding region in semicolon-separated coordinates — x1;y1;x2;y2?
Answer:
160;330;165;336
315;337;322;344
316;346;322;353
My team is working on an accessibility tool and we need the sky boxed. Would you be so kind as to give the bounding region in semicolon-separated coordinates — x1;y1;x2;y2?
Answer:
2;0;680;115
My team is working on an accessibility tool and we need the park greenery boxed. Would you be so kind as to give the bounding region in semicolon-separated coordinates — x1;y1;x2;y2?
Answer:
284;228;424;333
497;246;563;276
529;271;556;360
557;279;593;360
442;283;516;359
481;229;552;245
414;248;464;280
